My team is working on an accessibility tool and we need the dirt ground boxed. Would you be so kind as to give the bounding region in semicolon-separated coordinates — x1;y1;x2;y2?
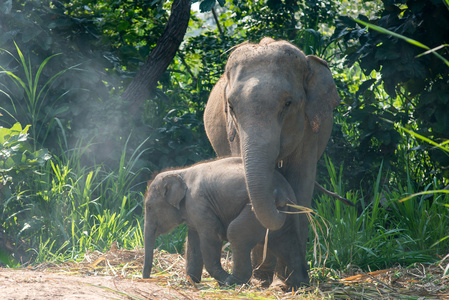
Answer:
2;248;449;299
0;248;281;300
0;268;185;300
0;248;219;300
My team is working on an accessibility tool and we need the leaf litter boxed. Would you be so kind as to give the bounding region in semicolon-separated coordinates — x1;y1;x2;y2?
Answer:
5;242;447;299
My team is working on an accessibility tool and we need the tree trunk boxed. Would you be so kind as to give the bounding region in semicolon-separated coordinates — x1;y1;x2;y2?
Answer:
121;0;191;113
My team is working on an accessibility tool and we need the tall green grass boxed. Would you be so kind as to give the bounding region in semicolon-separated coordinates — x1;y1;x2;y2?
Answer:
1;136;149;264
5;140;189;264
312;156;449;271
0;42;78;147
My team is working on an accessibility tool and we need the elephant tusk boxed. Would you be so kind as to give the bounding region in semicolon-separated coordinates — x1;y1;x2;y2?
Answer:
277;160;283;169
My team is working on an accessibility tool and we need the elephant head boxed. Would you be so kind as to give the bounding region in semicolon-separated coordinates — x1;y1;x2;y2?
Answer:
222;37;340;230
142;173;187;278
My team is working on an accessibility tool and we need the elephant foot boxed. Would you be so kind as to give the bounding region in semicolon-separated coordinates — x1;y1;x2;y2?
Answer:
208;269;232;286
224;274;250;286
187;274;202;283
270;276;288;290
267;275;309;292
252;269;274;287
281;270;310;291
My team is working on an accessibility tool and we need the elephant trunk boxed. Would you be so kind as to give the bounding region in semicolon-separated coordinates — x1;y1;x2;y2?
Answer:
142;220;157;278
241;135;286;230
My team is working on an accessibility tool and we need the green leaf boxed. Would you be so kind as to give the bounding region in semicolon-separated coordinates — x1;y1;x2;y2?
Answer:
416;44;449;58
443;0;449;10
399;190;449;202
354;19;429;49
400;126;449;153
116;21;129;32
0;127;10;145
22;125;31;134
5;156;15;169
14;42;33;101
354;18;449;67
32;149;51;164
34;53;61;105
51;106;69;116
10;122;23;133
199;0;216;12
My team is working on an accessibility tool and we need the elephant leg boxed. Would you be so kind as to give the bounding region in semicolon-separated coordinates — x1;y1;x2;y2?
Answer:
185;229;203;283
198;232;229;285
226;205;265;285
268;222;309;289
251;244;277;287
271;242;308;289
293;214;310;284
281;146;317;286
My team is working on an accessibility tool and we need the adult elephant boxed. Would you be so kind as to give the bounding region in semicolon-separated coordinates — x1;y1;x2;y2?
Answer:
203;37;340;284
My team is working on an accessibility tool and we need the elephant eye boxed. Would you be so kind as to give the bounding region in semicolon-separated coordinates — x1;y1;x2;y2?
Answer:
228;102;234;112
280;98;293;119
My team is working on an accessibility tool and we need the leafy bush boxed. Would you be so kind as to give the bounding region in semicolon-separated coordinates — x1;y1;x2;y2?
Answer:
0;122;51;265
333;0;449;187
1;136;149;264
312;157;449;271
0;123;51;192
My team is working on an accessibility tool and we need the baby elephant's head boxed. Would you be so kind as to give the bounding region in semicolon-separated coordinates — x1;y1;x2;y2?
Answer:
143;172;187;279
145;173;187;236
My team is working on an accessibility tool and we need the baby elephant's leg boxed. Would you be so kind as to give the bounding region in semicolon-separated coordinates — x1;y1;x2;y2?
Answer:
197;230;229;285
226;205;266;285
185;229;203;283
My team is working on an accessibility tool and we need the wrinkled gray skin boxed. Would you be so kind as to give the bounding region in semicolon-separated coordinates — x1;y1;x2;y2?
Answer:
203;38;340;285
142;157;303;288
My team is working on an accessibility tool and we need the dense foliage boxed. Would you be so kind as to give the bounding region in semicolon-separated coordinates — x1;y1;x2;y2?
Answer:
0;0;448;274
333;0;449;187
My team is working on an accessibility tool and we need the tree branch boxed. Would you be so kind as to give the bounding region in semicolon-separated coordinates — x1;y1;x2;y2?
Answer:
314;182;355;206
121;0;191;113
211;7;224;37
178;52;197;83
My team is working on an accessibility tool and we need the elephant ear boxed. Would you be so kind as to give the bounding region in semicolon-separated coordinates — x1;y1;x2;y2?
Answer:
162;174;187;210
305;55;340;133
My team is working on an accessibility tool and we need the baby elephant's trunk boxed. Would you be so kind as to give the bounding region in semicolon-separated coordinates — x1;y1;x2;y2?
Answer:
142;223;157;278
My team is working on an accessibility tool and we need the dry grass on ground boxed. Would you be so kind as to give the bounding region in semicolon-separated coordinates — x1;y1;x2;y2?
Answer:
2;246;448;299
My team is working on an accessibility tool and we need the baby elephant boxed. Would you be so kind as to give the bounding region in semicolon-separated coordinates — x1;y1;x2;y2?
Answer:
142;157;306;288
